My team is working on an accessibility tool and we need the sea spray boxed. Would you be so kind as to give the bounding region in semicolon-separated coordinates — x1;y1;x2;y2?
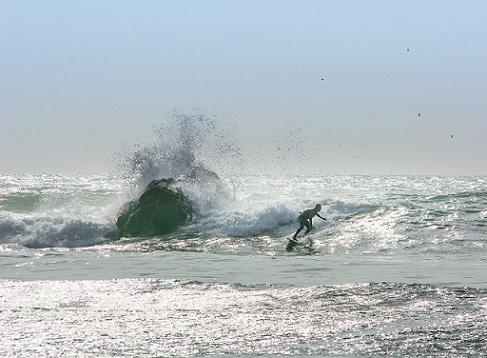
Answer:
118;111;241;199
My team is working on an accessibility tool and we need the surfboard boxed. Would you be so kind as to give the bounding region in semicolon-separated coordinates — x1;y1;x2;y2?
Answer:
286;237;316;254
286;238;300;252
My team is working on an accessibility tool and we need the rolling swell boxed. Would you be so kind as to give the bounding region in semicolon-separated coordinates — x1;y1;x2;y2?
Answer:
427;190;487;201
0;192;42;213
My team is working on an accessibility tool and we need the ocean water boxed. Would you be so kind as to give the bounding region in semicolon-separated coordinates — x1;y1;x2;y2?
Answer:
1;173;487;357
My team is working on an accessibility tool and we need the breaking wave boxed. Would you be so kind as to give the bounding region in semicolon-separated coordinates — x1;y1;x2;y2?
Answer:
0;214;113;248
0;174;125;248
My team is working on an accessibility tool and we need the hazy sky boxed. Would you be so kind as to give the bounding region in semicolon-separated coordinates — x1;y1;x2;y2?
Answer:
1;1;486;175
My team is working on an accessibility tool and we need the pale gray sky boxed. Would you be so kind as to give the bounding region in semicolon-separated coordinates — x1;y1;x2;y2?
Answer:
1;1;486;175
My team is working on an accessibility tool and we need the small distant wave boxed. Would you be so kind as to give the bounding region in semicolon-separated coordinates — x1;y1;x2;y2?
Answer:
322;200;380;219
0;192;42;213
427;190;487;202
136;278;487;296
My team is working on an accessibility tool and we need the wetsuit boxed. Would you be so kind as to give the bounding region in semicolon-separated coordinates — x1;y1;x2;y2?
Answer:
292;208;325;240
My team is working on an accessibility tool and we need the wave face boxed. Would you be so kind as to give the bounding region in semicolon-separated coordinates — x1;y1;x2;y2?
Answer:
1;173;487;256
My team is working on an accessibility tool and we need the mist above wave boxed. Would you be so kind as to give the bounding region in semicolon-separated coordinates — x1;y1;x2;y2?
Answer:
117;111;241;197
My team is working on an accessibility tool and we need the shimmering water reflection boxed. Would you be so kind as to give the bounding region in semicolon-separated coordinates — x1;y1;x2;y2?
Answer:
1;279;486;357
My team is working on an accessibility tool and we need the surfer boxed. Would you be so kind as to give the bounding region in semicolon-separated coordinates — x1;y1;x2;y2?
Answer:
292;204;327;240
287;204;326;251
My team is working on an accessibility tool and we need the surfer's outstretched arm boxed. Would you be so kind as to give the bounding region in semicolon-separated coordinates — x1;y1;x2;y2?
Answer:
316;213;327;221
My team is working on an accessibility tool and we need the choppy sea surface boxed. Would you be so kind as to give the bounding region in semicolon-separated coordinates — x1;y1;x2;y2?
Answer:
1;174;487;357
